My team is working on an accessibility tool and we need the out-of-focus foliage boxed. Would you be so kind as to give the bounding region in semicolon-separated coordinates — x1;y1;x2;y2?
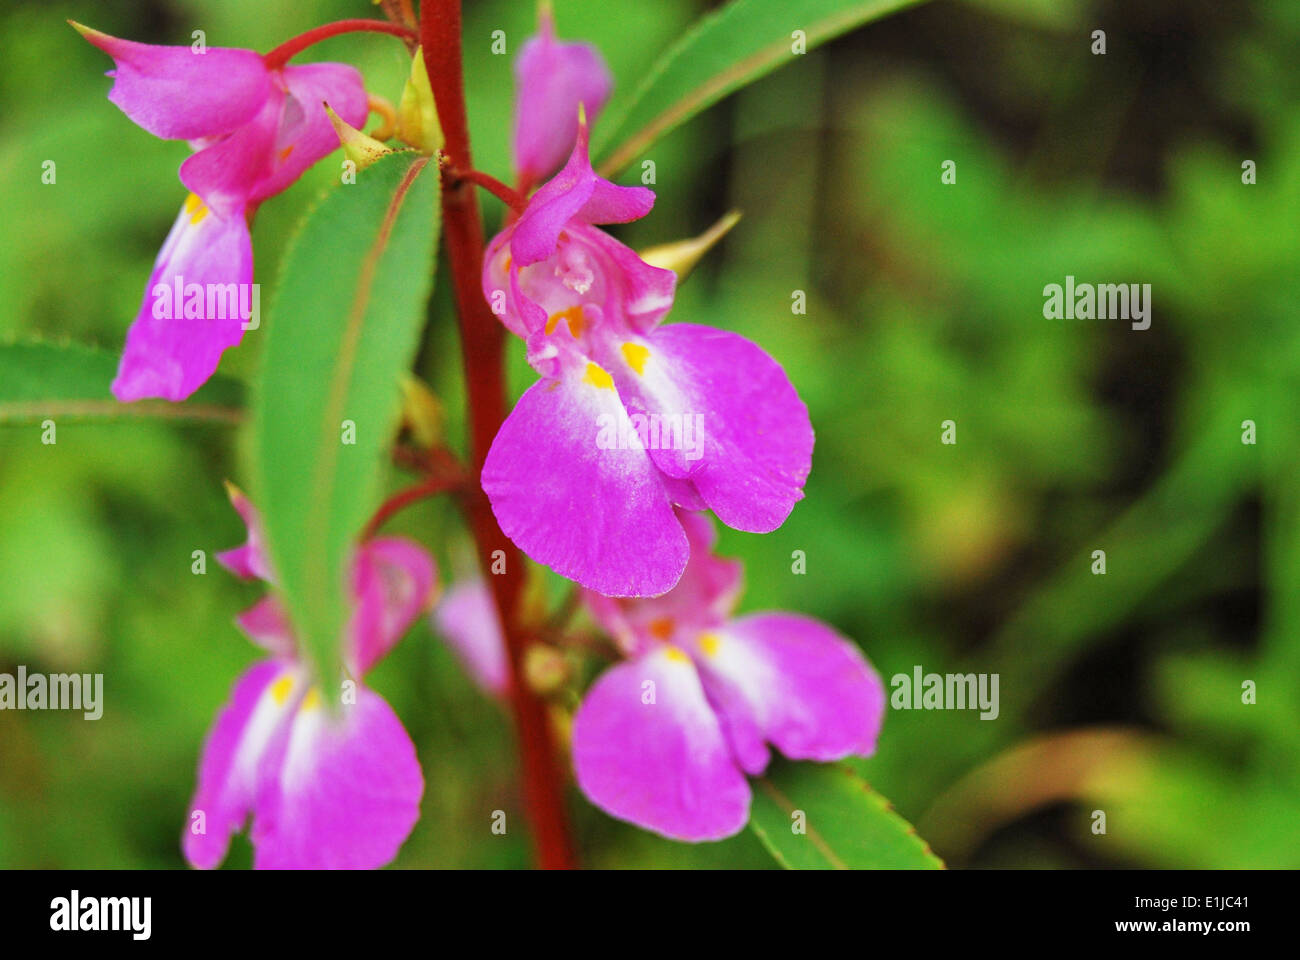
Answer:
1;0;1296;868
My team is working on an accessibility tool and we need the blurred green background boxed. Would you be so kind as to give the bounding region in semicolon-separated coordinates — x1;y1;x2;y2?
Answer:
1;0;1298;868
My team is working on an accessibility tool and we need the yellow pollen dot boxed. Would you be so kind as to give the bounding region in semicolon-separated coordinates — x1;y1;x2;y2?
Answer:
503;255;512;272
545;305;585;338
279;144;295;162
621;342;651;375
183;192;209;225
698;633;722;657
663;645;690;664
648;617;675;640
302;688;321;711
269;674;293;705
583;362;614;390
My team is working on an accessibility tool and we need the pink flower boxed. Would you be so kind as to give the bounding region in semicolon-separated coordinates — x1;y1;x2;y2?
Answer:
75;24;368;402
480;118;813;597
512;5;612;186
183;486;433;870
571;511;885;841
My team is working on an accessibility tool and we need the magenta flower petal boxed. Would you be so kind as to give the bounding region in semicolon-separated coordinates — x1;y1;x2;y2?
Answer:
74;24;271;141
215;483;273;582
433;580;511;697
619;323;814;532
696;613;886;768
482;371;688;597
512;8;612;183
347;537;437;676
510;117;654;267
572;648;751;841
248;62;369;204
251;687;424;870
182;659;296;869
583;228;676;333
234;596;297;659
111;197;253;402
179;92;281;219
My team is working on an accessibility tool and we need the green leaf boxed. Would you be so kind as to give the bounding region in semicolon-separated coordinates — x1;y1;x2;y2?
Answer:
749;761;944;869
593;0;925;176
0;341;243;425
252;151;439;682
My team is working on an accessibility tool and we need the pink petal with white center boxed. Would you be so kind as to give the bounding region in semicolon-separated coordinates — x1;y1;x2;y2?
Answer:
572;647;751;841
433;579;511;697
182;659;301;869
251;686;424;870
74;24;271;141
482;367;688;597
693;613;886;773
347;537;437;677
111;196;253;402
612;323;813;532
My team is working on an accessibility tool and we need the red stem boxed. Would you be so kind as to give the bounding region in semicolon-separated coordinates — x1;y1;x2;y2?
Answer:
263;19;417;69
450;167;527;212
362;468;463;540
422;1;577;870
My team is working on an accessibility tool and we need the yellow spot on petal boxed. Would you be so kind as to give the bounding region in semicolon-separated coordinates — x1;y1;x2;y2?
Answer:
279;144;295;162
663;645;690;664
270;674;293;705
698;633;722;658
545;305;585;338
648;617;675;640
621;341;651;375
302;688;321;711
503;255;512;272
184;193;208;225
583;362;614;390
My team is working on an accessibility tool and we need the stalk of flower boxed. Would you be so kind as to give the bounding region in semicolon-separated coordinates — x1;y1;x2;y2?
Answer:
183;485;435;870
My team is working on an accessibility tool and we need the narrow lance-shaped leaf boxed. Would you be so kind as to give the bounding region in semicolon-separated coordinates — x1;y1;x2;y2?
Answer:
252;151;440;683
0;341;242;425
749;760;945;869
593;0;925;177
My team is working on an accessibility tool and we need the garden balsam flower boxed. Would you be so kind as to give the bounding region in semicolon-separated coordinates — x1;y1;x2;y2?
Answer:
481;117;814;597
512;4;612;187
74;24;368;402
572;511;885;841
184;486;432;870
